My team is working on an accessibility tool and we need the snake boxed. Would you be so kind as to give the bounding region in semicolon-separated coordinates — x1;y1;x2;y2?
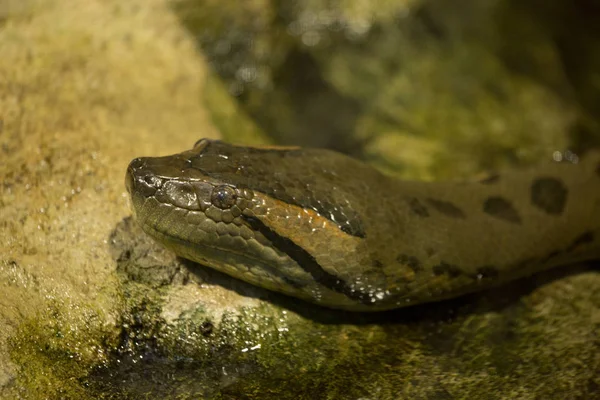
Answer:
125;139;600;311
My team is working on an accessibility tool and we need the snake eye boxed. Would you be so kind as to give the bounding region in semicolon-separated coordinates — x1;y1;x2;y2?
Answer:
211;185;237;209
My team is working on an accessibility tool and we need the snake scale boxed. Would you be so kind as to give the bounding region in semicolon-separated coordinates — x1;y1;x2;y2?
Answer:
126;139;600;311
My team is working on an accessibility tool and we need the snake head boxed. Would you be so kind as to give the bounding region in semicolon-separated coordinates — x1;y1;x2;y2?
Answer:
125;139;393;311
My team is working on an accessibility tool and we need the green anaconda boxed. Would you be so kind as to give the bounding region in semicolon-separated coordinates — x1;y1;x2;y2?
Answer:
125;139;600;311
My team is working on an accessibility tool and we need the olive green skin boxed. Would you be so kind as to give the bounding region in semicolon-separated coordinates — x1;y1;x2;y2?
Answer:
126;139;600;311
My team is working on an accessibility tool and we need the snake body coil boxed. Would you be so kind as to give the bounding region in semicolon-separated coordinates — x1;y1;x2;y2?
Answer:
126;139;600;311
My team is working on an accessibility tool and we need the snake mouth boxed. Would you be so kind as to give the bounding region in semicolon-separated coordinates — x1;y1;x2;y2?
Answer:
136;211;312;295
138;217;245;261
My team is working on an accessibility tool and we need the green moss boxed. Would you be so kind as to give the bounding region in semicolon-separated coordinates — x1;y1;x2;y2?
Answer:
7;300;120;400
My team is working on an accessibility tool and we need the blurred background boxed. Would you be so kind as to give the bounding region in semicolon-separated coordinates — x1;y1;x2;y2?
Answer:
176;0;600;179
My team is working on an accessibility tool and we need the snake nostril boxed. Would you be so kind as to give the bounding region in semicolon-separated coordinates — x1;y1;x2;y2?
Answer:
125;157;163;196
143;174;162;188
129;173;161;197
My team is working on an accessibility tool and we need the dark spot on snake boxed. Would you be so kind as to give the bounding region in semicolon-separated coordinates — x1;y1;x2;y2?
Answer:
313;199;366;238
340;220;366;238
244;215;374;306
372;259;383;269
483;196;522;224
531;177;568;215
515;257;537;271
476;266;499;279
480;173;500;184
396;254;421;272
407;197;429;217
542;250;561;263
432;262;463;278
565;231;595;253
282;275;306;289
426;199;466;219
